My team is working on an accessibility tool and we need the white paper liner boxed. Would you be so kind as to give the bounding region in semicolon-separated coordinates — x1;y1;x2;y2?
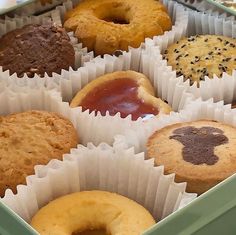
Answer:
0;0;188;92
176;0;236;17
147;3;236;107
113;98;236;153
0;143;196;225
12;0;66;16
28;43;196;146
0;8;93;82
0;88;82;136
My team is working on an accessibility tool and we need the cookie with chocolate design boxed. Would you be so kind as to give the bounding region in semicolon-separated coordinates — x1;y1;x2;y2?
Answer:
163;35;236;85
147;120;236;194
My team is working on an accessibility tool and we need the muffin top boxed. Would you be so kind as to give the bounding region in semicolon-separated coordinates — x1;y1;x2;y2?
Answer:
0;110;78;197
164;35;236;85
0;24;75;78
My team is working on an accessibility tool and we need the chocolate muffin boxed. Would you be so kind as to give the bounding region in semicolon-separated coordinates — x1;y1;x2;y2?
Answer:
0;24;75;78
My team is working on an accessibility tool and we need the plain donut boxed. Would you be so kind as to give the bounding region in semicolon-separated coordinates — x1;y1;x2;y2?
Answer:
31;191;155;235
64;0;172;55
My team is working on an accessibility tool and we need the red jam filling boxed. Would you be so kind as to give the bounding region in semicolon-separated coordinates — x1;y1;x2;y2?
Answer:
80;78;159;121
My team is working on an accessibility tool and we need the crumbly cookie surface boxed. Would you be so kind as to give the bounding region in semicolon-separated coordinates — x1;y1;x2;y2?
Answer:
0;24;75;77
64;0;172;55
147;120;236;194
164;35;236;84
0;110;78;197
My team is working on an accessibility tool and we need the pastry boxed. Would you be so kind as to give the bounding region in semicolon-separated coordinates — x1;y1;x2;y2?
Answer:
64;0;172;55
163;35;236;84
70;70;172;121
0;110;78;197
31;190;155;235
0;24;75;78
147;120;236;194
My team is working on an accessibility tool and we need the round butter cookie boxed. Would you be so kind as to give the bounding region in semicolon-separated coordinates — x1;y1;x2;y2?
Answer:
70;70;172;121
0;110;78;197
147;120;236;194
31;190;155;235
64;0;172;55
163;35;236;85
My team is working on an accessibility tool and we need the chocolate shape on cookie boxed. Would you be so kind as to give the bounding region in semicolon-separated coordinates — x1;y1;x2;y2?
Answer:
169;126;228;165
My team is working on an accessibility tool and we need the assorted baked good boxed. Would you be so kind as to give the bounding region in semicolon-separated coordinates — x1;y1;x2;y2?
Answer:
0;110;78;197
31;190;155;235
2;0;236;231
147;120;236;194
70;70;172;120
163;35;236;85
64;0;172;55
0;24;75;78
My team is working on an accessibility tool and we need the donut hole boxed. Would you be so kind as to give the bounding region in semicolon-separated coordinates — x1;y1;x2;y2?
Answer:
102;16;129;25
94;3;131;25
73;229;108;235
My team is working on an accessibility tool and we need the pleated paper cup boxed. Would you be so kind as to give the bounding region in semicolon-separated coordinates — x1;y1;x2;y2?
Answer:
0;86;197;229
0;143;196;226
113;98;236;153
148;4;236;107
37;43;196;146
11;0;66;16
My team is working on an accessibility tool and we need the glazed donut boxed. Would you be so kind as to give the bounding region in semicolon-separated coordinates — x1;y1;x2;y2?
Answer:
64;0;172;55
31;191;155;235
70;71;172;120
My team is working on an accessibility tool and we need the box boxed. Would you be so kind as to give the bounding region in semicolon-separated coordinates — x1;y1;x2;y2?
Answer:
145;174;236;235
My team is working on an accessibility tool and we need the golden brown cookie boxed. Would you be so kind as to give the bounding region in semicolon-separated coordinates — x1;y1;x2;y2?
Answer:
70;70;172;120
163;35;236;85
147;120;236;194
0;110;78;197
31;191;155;235
64;0;172;55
